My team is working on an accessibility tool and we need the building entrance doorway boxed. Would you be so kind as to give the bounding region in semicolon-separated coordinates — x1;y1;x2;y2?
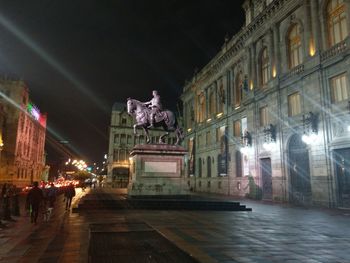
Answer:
334;148;350;207
261;158;272;200
288;134;312;204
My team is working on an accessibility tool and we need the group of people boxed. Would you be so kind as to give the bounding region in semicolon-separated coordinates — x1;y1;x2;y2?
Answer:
1;183;20;223
26;182;76;224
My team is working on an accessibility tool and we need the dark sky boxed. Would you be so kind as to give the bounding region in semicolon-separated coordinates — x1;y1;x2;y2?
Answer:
0;0;245;163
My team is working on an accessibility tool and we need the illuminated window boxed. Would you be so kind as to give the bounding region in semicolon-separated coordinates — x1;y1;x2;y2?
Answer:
327;0;348;47
235;72;243;107
198;93;206;122
260;48;270;86
288;24;303;69
288;92;301;116
331;73;348;102
216;126;225;142
233;120;241;137
260;106;269;126
218;79;225;113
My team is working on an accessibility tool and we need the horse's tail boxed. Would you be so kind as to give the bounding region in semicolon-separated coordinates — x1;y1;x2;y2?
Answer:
174;117;184;142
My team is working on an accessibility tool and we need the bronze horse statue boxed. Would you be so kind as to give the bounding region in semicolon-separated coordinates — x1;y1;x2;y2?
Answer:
127;98;184;145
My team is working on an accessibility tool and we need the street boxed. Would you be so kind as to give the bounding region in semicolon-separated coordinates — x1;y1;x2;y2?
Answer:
0;189;349;262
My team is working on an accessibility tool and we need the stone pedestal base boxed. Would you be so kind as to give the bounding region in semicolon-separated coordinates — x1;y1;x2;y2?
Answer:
128;144;188;196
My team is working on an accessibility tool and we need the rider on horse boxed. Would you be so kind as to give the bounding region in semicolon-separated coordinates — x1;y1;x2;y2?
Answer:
143;90;162;128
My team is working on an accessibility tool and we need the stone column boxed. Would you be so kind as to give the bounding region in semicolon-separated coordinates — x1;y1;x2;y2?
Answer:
273;23;280;75
205;88;209;120
247;46;252;91
310;0;321;51
269;28;274;80
304;0;312;57
230;68;235;106
251;42;258;89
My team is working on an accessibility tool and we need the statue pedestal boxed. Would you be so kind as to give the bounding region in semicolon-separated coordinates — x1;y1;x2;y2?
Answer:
128;144;188;196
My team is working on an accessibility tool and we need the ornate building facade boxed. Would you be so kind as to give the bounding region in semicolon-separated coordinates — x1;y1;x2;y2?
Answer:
0;79;47;187
107;102;178;188
181;0;350;207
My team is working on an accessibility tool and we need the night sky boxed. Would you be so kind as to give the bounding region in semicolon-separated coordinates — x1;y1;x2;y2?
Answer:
0;0;245;163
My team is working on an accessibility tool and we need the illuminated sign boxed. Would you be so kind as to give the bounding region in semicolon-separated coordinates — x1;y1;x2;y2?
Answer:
27;102;41;121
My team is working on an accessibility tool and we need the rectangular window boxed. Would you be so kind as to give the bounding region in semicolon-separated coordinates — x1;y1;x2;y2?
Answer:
120;134;126;144
198;134;202;147
331;73;348;103
288;92;301;116
206;131;211;145
127;135;132;144
259;106;269;127
233;120;241;137
114;134;119;144
216;126;225;142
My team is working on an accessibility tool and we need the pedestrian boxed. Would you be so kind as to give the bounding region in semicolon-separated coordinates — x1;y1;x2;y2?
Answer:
10;185;20;216
64;183;76;210
26;181;44;224
47;183;58;208
2;183;14;221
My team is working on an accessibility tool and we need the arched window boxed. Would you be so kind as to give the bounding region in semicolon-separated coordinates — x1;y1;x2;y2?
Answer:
260;47;270;86
327;0;348;47
197;93;206;122
288;24;303;69
235;72;243;107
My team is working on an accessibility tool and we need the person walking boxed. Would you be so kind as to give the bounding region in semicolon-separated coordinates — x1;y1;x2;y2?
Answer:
47;183;58;208
2;183;14;221
64;183;75;210
26;182;44;224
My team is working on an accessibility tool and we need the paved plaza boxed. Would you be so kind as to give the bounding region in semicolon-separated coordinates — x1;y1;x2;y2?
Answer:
0;188;350;263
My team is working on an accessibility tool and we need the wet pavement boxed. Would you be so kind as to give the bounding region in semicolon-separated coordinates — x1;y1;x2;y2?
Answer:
0;188;350;263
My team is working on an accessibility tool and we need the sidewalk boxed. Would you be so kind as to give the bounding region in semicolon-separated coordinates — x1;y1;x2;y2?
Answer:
0;188;349;262
0;188;88;263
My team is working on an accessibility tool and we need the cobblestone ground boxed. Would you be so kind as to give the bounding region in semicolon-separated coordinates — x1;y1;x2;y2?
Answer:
0;188;350;263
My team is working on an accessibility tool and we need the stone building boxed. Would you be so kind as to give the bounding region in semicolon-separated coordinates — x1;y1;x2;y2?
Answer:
107;102;178;188
181;0;350;207
0;79;47;187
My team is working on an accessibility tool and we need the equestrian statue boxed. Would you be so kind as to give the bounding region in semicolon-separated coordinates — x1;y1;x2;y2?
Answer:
127;90;184;145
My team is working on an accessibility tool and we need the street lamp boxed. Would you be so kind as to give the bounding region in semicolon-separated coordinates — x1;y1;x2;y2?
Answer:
302;112;319;145
262;124;277;151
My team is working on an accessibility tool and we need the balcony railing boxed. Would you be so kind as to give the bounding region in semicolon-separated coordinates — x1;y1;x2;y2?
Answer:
280;64;304;81
321;38;348;61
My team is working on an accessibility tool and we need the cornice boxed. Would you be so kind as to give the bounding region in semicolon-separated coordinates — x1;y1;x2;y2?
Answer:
184;0;291;92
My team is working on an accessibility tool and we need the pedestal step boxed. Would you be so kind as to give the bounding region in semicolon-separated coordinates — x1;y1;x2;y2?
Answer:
75;196;252;212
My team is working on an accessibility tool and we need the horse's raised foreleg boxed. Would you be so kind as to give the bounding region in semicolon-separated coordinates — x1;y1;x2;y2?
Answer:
133;124;140;136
